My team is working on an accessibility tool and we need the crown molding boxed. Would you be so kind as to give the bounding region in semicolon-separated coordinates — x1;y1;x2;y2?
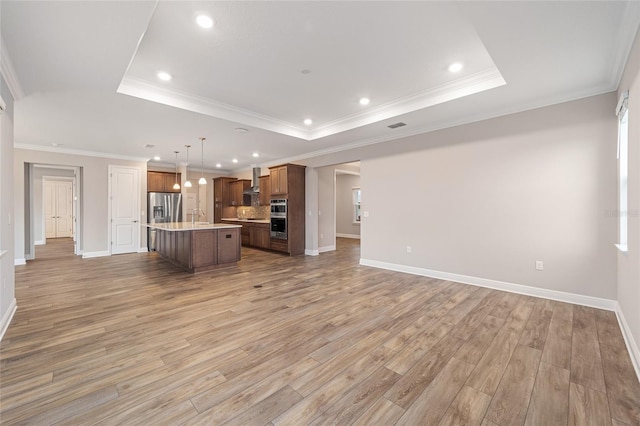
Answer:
609;1;640;89
117;67;505;142
117;76;310;140
266;85;615;169
308;67;506;140
14;143;149;162
1;37;24;100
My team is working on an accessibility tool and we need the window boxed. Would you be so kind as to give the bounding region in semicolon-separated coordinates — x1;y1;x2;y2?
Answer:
617;91;629;251
352;187;361;223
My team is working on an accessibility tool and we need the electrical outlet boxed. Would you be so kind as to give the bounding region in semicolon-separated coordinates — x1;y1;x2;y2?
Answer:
406;246;412;253
535;260;544;271
364;211;370;218
320;233;324;239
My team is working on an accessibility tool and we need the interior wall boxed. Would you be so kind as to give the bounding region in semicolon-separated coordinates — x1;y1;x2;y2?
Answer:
14;149;147;259
617;27;640;368
32;167;75;244
360;93;617;300
0;72;16;338
336;173;361;238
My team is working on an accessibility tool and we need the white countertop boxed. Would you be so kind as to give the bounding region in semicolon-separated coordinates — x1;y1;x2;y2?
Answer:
143;222;242;231
221;218;271;224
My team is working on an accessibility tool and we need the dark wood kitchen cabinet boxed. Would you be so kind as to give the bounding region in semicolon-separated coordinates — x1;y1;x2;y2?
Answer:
259;175;270;206
154;226;241;273
269;166;288;196
268;163;306;255
230;180;251;206
213;177;237;222
250;224;270;249
148;171;181;193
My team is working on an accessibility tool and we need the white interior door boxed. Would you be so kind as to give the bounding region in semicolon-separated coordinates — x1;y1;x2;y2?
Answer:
45;180;73;238
55;182;73;237
110;166;140;254
44;181;56;238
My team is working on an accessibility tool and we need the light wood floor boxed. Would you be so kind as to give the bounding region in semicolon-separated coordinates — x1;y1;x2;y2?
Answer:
1;237;639;425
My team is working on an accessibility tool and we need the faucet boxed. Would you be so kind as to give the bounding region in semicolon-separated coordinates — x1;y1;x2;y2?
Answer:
192;209;206;225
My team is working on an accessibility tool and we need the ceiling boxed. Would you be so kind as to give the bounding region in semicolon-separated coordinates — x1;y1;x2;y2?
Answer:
2;1;639;173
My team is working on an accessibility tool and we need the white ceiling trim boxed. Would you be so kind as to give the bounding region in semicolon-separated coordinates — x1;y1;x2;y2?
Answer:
308;67;506;140
14;143;149;162
117;76;310;140
264;85;616;169
609;1;640;88
119;67;505;142
1;37;24;100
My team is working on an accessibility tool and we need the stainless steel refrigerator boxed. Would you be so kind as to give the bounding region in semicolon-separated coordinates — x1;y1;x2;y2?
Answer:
148;192;182;251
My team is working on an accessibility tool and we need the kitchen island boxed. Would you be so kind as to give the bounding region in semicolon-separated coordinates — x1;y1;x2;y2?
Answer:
145;222;242;273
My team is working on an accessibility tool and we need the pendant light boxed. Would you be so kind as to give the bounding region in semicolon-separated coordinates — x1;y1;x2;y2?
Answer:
172;151;181;190
198;137;207;185
184;145;192;188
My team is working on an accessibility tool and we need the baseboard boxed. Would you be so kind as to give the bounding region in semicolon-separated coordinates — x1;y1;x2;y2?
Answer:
305;249;319;256
82;251;110;259
138;247;149;253
319;245;336;253
14;258;26;266
359;258;618;311
0;298;17;342
615;303;640;383
35;240;44;246
336;233;361;239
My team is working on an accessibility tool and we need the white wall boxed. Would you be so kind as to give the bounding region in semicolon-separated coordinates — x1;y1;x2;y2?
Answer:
617;28;640;372
14;149;147;259
336;173;361;238
360;93;617;301
0;73;16;340
32;167;75;244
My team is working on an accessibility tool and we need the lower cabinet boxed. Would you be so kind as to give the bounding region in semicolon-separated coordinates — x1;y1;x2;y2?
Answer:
155;227;240;273
250;226;270;249
221;221;271;250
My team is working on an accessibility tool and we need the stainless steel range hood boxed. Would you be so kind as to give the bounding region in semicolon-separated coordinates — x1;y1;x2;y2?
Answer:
243;167;261;194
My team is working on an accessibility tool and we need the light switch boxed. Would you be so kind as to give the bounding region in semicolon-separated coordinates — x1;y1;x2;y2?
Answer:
363;211;370;218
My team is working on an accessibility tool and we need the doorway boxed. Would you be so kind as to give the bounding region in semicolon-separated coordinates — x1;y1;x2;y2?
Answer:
44;179;73;239
30;164;82;259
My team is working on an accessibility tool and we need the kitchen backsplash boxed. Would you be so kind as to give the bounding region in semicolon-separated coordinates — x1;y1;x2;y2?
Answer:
237;206;270;219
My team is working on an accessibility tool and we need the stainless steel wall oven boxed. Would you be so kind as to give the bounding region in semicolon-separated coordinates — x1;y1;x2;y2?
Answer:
270;199;287;239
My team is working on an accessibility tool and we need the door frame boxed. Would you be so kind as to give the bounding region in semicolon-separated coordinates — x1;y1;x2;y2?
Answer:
42;176;75;243
108;165;141;255
32;164;82;258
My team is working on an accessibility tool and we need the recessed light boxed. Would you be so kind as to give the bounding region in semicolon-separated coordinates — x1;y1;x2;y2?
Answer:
153;156;161;161
157;71;172;81
359;97;370;106
234;127;249;133
51;143;60;147
252;152;259;158
232;158;238;163
216;163;222;168
196;14;214;29
304;118;313;126
448;62;463;73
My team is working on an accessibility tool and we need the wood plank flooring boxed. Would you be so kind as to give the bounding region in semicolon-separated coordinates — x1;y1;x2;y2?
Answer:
1;237;639;425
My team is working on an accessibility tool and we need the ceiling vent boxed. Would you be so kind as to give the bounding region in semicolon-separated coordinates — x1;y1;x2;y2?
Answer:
144;144;155;148
387;122;406;129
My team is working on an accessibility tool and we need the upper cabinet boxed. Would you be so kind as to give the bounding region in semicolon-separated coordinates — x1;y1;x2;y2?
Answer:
259;175;270;206
229;179;251;206
269;166;288;196
148;171;181;193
